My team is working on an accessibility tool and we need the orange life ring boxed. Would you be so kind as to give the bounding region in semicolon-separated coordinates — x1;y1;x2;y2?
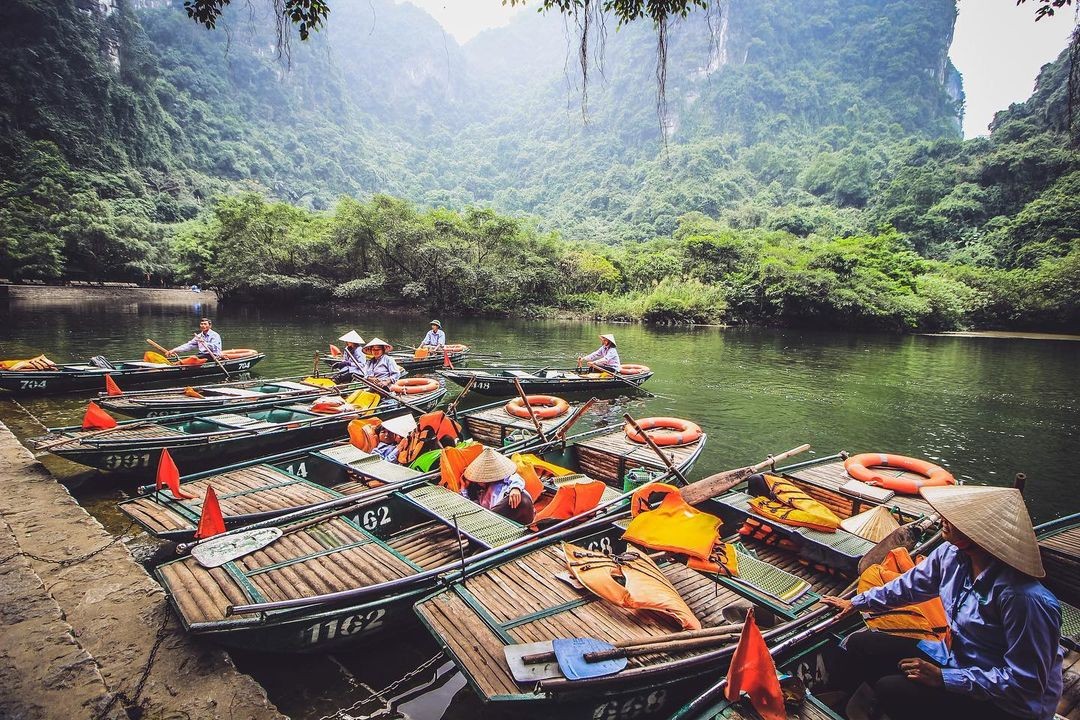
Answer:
844;453;956;495
220;349;258;360
444;344;468;353
389;377;440;395
309;396;354;414
619;364;651;375
504;395;571;420
624;417;703;446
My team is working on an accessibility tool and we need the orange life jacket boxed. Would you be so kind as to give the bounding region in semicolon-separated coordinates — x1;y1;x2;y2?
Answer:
532;475;607;524
347;417;381;452
858;547;951;644
438;443;485;493
398;411;462;465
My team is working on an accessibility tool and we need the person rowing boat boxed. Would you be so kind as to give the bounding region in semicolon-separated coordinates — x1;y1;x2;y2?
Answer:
169;318;222;359
578;333;621;373
358;338;402;386
821;485;1062;720
420;319;446;350
331;330;365;383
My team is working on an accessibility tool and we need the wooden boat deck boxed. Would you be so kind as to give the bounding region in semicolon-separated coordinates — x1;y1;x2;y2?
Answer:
785;460;934;522
48;422;185;449
575;430;702;487
159;516;467;627
459;404;571;446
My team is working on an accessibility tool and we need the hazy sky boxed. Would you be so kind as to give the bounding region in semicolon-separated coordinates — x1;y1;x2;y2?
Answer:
400;0;1076;138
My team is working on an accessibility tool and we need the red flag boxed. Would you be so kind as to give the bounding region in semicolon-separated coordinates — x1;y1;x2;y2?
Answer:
193;486;226;539
329;344;342;358
104;374;123;396
155;449;195;499
81;401;117;430
724;608;785;720
442;348;453;369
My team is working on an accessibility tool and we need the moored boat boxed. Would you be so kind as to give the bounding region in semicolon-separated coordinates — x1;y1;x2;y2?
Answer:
150;419;706;652
439;365;653;396
0;349;264;395
321;344;470;372
31;381;447;475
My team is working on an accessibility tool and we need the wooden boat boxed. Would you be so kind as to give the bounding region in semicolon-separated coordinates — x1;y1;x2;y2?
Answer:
439;365;653;396
31;382;447;475
149;422;706;652
410;453;940;717
119;396;590;542
321;344;470;372
98;375;372;418
681;510;1080;720
0;349;264;395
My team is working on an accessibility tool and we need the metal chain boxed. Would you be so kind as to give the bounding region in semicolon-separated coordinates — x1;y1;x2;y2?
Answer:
318;651;445;720
0;519;137;568
92;605;172;720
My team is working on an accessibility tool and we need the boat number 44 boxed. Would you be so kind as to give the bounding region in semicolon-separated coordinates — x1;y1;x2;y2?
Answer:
303;608;386;645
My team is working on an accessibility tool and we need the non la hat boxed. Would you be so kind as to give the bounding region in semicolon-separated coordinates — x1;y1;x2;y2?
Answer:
338;330;365;344
429;320;442;327
464;446;518;484
380;414;417;437
363;337;394;352
599;334;617;347
840;505;900;543
920;485;1045;578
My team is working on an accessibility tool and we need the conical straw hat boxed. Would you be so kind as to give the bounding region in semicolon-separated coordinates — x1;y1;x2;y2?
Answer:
840;505;900;543
363;337;393;352
380;414;417;438
464;447;518;484
600;334;616;347
920;485;1044;578
338;330;365;344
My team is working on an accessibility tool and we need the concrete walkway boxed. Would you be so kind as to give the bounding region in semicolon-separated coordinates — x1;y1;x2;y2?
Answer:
0;421;285;720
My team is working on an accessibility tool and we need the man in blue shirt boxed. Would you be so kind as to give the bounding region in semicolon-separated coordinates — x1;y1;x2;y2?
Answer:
421;320;446;349
822;485;1062;720
170;318;222;359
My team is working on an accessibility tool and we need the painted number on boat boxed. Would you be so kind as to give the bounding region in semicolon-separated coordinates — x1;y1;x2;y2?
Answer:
102;453;151;470
473;382;490;390
283;461;308;478
793;652;829;690
19;380;47;390
358;506;391;531
303;608;386;645
236;362;251;370
591;689;666;719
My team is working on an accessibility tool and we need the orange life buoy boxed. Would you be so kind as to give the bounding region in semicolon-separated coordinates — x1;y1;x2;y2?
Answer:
444;344;468;354
504;395;571;420
220;349;258;360
619;363;651;375
389;377;440;395
309;396;355;414
624;417;703;446
844;453;956;495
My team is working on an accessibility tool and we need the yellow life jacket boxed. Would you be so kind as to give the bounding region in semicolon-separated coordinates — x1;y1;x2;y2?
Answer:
621;483;723;561
748;474;840;532
858;547;951;644
563;542;701;630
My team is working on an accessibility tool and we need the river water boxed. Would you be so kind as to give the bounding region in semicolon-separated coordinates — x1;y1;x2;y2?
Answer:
1;294;1078;719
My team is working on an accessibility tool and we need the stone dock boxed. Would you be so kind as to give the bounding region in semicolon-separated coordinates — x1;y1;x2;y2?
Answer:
0;420;285;720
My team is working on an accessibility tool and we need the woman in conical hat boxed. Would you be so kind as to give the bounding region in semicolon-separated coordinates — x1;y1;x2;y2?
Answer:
359;338;401;386
371;413;416;464
578;333;621;373
821;485;1062;720
461;447;533;524
331;330;366;382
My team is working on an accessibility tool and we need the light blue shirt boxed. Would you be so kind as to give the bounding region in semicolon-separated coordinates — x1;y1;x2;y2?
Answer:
422;329;446;347
584;344;621;372
174;330;222;356
463;473;526;509
361;354;402;382
374;441;400;463
851;543;1063;719
339;346;365;372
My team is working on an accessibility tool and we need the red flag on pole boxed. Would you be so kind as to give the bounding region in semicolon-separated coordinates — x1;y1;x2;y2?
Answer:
193;486;226;539
155;449;195;499
443;348;453;369
104;374;123;396
724;608;785;720
81;401;117;430
329;344;342;358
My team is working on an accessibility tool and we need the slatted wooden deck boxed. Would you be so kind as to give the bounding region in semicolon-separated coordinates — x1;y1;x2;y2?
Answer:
460;403;571;446
575;430;702;487
785;460;934;522
57;422;185;448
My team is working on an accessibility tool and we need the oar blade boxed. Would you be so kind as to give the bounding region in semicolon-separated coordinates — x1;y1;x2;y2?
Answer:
191;527;282;568
679;466;752;506
552;637;627;680
504;641;564;683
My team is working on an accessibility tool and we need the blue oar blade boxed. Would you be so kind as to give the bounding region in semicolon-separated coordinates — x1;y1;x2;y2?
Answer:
552;637;628;680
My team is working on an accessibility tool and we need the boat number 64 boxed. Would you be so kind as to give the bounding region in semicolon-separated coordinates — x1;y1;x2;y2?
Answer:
103;453;150;469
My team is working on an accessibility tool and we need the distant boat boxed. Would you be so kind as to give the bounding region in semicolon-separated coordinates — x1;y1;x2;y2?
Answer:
438;364;653;396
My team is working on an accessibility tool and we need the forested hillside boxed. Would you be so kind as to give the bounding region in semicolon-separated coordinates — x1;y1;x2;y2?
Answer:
0;0;1076;330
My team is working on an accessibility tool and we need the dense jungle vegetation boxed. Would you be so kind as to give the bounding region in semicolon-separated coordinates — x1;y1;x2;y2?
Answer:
0;0;1077;331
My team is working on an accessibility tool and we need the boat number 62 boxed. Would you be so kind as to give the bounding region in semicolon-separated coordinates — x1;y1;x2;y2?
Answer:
358;506;391;531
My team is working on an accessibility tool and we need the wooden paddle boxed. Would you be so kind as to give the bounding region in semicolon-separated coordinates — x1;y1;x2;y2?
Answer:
679;443;812;506
189;335;232;380
589;361;653;397
145;338;179;363
623;413;689;485
446;375;477;416
513;377;549;443
360;376;427;415
520;623;744;666
556;397;597;440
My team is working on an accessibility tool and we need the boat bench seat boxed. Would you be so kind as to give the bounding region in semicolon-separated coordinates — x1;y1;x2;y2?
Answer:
401;484;528;548
713;491;874;576
507;370;537;379
67;365;108;372
273;381;323;391
208;387;262;398
208;413;277;430
315;445;424;484
127;361;174;368
1062;601;1080;642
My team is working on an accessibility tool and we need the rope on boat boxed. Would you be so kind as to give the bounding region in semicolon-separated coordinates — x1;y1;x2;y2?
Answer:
0;519;137;568
319;651;446;720
92;603;171;720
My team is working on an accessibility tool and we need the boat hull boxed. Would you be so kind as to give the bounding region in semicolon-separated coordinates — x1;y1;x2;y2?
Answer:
439;369;653;396
322;349;469;372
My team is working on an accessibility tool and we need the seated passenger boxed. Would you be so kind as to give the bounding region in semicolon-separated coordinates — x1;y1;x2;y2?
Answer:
462;447;534;525
578;333;621;373
359;338;402;386
372;414;417;464
332;330;365;383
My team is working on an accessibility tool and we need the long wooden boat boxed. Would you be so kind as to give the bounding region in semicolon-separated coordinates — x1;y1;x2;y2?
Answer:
0;350;264;395
98;375;373;418
321;344;470;372
681;510;1080;720
409;454;941;718
150;423;706;653
31;383;446;475
439;366;653;396
119;396;589;542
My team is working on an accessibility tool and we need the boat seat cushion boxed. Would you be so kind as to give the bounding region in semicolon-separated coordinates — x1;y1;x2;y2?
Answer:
274;381;322;391
127;361;174;368
507;370;537;379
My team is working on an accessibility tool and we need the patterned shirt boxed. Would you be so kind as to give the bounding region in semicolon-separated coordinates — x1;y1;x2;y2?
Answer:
584;344;621;372
463;473;526;509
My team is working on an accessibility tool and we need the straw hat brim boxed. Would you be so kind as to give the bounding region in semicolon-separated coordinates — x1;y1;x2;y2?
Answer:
339;330;365;344
920;485;1045;578
429;320;442;327
600;334;617;347
363;337;393;352
840;505;900;543
464;448;518;484
380;414;417;437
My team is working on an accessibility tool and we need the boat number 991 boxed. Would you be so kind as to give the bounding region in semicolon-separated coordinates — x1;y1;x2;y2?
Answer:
592;689;666;719
304;608;386;645
103;453;150;469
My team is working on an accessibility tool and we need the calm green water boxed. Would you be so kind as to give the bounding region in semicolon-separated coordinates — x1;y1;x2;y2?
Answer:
1;294;1078;719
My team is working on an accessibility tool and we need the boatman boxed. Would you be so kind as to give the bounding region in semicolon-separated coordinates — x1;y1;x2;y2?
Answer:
821;485;1063;720
331;330;365;383
421;320;446;350
170;318;222;359
358;338;402;386
461;447;534;524
578;333;621;373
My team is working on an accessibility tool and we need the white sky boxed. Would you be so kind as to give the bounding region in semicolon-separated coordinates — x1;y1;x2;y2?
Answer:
401;0;1076;138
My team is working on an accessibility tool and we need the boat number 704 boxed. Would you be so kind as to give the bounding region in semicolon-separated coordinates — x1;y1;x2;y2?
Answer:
19;379;48;390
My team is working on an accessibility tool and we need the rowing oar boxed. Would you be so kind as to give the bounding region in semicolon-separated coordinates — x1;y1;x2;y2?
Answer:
589;361;654;397
556;397;597;440
520;623;743;665
446;375;477;416
679;443;812;505
513;377;549;443
35;420;156;451
360;376;427;415
857;514;941;573
145;338;179;363
190;335;232;380
623;412;688;485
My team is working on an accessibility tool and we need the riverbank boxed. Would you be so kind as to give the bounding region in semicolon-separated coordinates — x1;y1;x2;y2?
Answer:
0;419;283;720
2;284;217;304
